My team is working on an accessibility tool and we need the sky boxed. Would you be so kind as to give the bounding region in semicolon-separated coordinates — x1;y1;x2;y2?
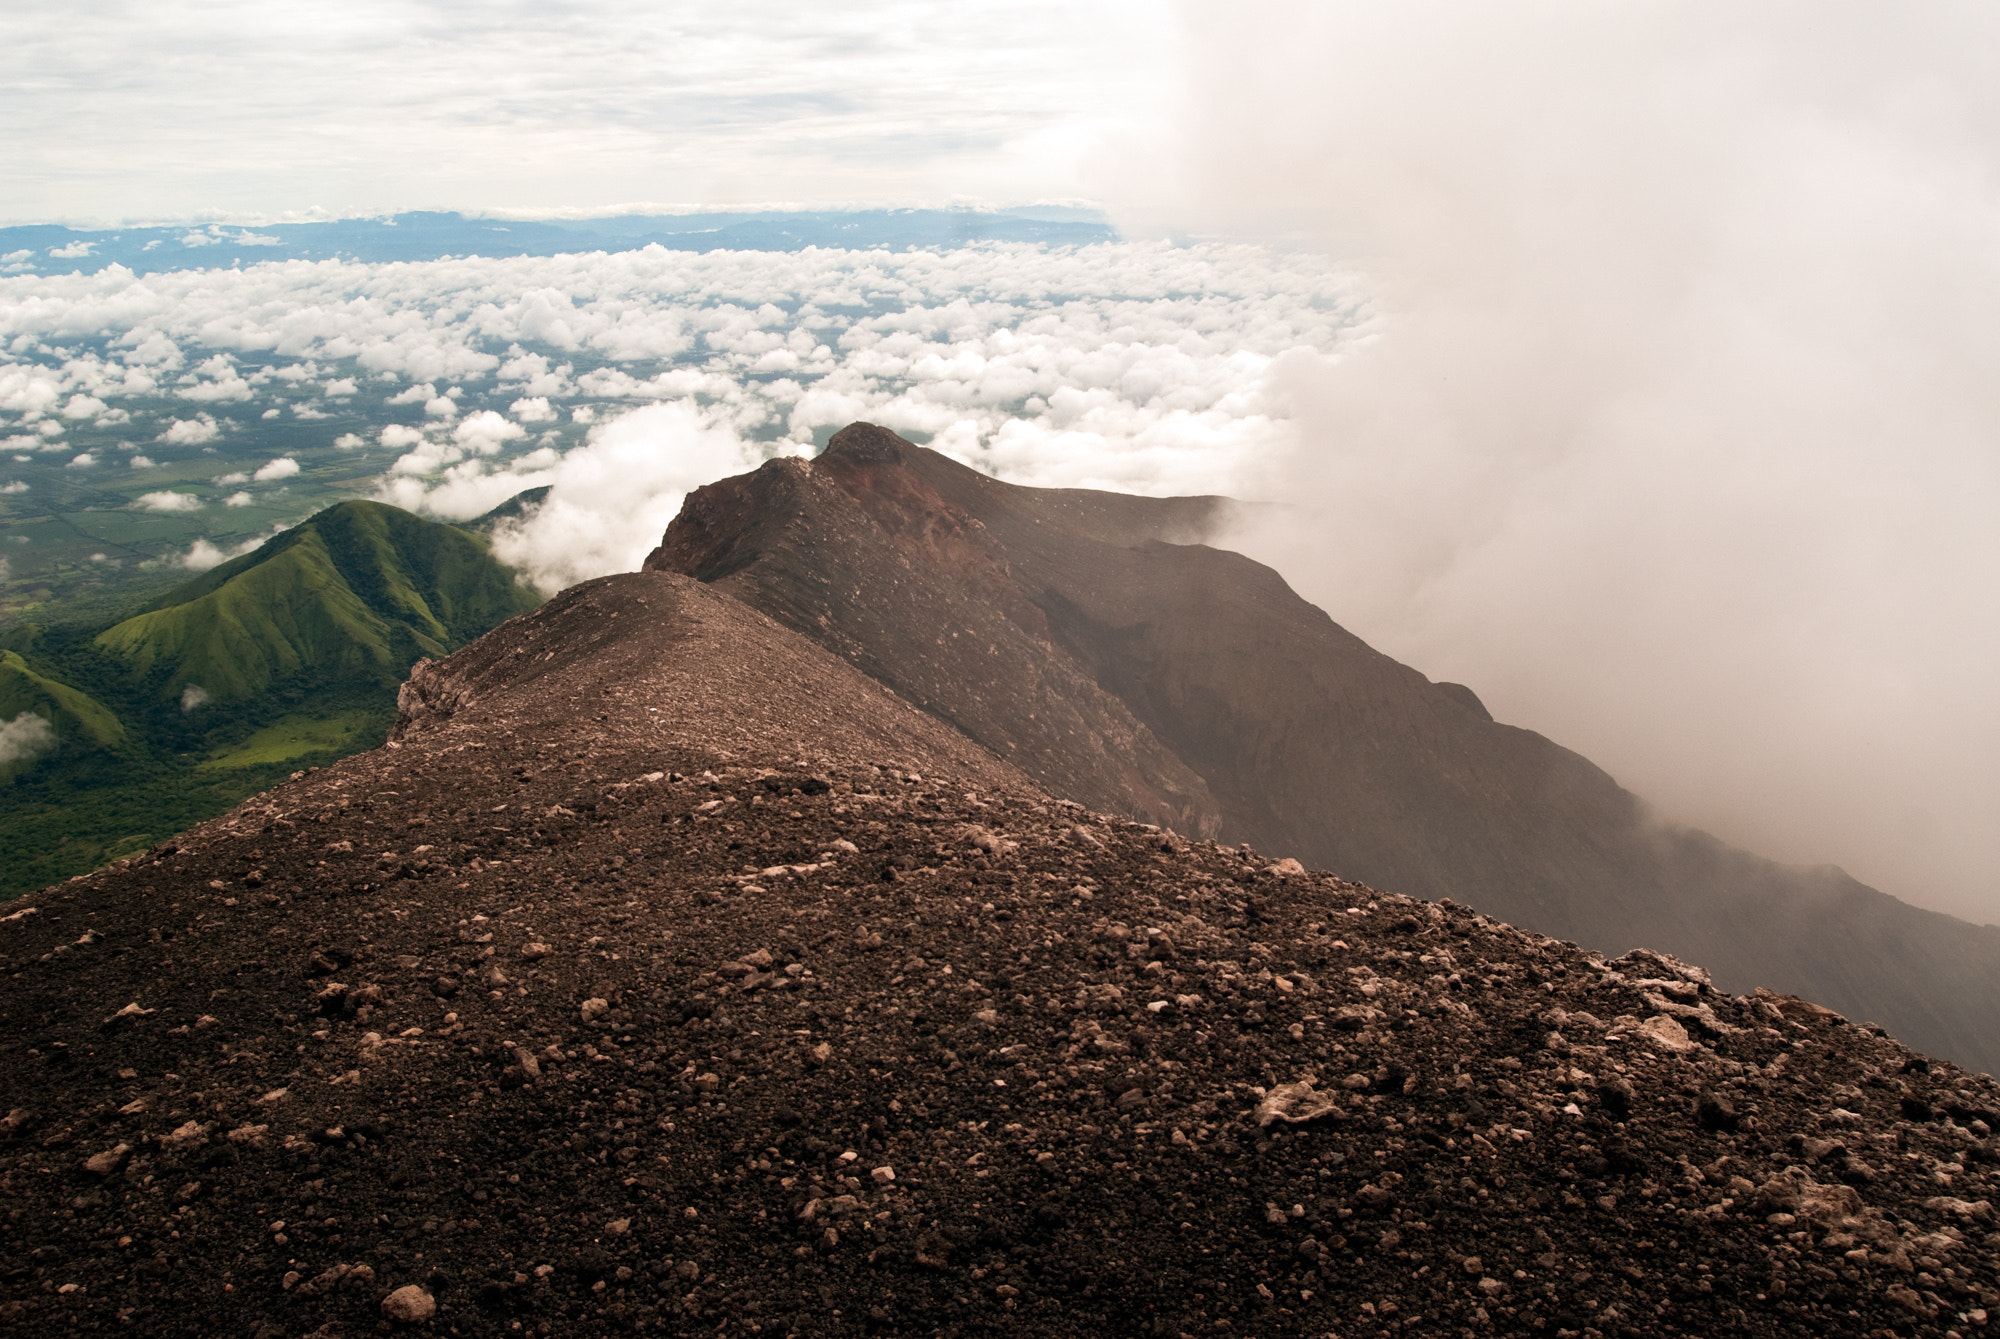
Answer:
3;1;1998;926
3;1;1177;224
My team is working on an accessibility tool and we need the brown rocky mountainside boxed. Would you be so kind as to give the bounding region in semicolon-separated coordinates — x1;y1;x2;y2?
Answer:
3;568;1997;1338
647;422;2000;1079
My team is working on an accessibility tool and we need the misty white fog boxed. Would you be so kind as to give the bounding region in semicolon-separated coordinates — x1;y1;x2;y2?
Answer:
1163;0;2000;926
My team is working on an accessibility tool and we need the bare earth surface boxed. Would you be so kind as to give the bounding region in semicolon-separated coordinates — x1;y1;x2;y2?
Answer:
3;577;1998;1338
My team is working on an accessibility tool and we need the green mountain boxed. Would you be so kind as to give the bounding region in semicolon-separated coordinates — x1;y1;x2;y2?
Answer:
0;649;127;753
95;500;540;703
0;500;540;897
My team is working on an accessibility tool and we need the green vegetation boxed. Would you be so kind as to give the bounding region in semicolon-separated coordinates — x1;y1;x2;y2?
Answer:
198;709;384;770
96;501;539;703
1;649;126;749
0;500;540;899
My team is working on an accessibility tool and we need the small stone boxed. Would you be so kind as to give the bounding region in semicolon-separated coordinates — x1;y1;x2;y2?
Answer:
1265;858;1306;876
519;942;552;961
1462;1256;1484;1274
606;1217;631;1235
1695;1091;1741;1132
1357;1183;1395;1209
808;1042;833;1067
871;1166;895;1184
83;1144;131;1176
580;997;610;1023
1635;1015;1694;1053
741;948;773;968
1257;1080;1340;1127
160;1120;210;1151
381;1283;437;1322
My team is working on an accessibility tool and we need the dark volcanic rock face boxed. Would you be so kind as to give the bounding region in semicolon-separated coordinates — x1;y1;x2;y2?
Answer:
649;436;1222;840
3;569;1998;1338
647;423;2000;1078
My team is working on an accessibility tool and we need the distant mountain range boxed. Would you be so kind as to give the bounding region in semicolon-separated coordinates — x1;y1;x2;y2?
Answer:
0;208;1118;276
649;423;2000;1076
0;500;536;895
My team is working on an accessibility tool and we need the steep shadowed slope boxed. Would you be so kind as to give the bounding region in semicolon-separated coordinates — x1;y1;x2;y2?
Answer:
646;423;2000;1076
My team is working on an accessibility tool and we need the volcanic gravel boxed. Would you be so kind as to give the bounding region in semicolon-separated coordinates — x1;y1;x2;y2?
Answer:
2;574;1997;1339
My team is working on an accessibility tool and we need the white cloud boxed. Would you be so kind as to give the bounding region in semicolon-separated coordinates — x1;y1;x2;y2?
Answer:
0;367;62;416
423;395;457;419
178;353;252;402
386;382;436;405
452;410;523;455
61;393;106;418
379;424;426;449
323;377;357;398
179;684;211;710
130;455;156;468
498;351;575;397
0;712;57;768
66;452;96;468
136;490;203;512
179;542;226;570
158;414;221;445
213;471;249;484
0;481;27;494
224;491;253;506
385;400;779;594
252;456;300;481
334;432;366;449
47;241;94;260
509;396;557;422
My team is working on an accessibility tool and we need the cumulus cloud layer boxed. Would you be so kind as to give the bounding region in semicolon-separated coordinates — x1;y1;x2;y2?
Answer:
1171;0;2000;924
0;242;1353;496
0;237;1357;600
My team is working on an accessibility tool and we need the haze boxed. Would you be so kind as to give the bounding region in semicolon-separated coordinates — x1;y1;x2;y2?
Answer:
1170;0;2000;926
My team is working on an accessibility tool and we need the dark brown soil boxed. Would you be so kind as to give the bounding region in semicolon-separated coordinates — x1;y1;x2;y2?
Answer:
2;575;1996;1339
